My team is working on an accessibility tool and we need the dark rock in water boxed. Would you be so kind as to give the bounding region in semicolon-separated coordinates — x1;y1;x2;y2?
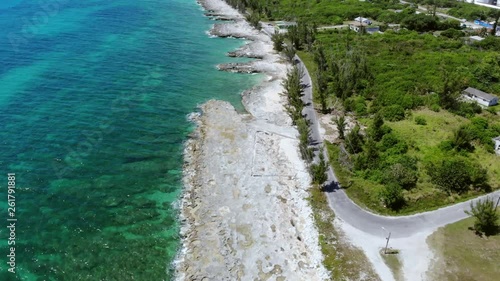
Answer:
227;51;263;59
103;197;123;208
217;62;258;74
134;197;157;209
205;13;234;21
123;155;157;164
213;16;234;21
211;23;250;39
204;12;218;17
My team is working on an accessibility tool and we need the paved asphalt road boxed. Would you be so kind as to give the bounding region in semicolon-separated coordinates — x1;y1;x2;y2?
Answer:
296;56;500;239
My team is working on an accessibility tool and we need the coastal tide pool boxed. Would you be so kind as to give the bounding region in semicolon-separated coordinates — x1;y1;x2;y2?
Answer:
0;0;260;280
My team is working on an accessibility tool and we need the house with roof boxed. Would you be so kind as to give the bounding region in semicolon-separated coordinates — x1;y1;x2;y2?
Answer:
354;17;372;25
348;21;368;33
462;87;499;107
348;21;380;33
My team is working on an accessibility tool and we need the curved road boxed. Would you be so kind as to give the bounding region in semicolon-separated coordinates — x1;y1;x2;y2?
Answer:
296;56;500;239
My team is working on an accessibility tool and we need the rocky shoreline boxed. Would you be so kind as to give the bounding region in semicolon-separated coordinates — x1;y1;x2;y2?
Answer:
174;1;328;280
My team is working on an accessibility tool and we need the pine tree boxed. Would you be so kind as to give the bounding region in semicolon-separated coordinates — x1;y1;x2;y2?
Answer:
370;112;385;141
311;151;328;185
345;125;364;154
333;115;346;140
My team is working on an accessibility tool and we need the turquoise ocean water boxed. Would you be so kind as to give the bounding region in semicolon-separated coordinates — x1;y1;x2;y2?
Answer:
0;0;260;280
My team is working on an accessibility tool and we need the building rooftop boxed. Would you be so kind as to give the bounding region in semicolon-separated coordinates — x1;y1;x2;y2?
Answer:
469;35;485;41
463;87;497;101
354;17;372;24
348;21;368;27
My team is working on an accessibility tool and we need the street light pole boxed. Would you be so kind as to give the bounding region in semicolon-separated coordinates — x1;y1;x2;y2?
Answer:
384;232;391;254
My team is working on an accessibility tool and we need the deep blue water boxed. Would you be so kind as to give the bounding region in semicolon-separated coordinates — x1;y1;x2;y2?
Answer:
0;0;259;280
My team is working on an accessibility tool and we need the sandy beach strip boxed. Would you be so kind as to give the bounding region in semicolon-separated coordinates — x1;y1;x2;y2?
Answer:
174;0;329;280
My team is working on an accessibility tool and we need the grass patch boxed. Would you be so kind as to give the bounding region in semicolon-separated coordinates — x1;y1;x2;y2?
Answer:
380;250;404;281
308;186;380;280
390;109;465;162
326;109;500;215
391;109;500;188
296;51;316;78
296;51;319;104
427;211;500;281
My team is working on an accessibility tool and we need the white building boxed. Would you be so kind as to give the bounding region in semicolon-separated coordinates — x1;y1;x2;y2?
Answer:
466;0;500;7
468;36;485;42
462;87;499;107
354;17;372;25
493;136;500;155
348;21;368;33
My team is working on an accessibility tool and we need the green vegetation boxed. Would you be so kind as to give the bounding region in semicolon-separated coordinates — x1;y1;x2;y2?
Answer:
233;0;500;215
260;0;404;25
315;30;500;103
282;66;314;162
465;198;500;236
415;116;427;125
333;115;346;139
311;152;328;185
328;109;500;215
427;210;500;281
284;3;499;214
283;65;304;124
380;183;405;210
308;186;380;280
282;66;330;185
271;31;285;52
345;124;364;154
427;157;487;194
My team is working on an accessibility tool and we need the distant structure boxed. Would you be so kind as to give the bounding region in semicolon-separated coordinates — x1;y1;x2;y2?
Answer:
469;35;485;42
354;17;372;25
473;19;500;34
467;35;485;44
462;87;499;107
366;26;381;34
274;21;297;34
348;21;380;34
493;136;500;155
348;21;368;33
474;19;494;29
468;0;500;7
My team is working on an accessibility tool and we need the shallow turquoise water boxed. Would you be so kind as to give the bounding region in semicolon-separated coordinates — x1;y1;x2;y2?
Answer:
0;0;260;280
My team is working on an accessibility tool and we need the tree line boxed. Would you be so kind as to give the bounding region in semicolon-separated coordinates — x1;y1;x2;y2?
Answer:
281;65;328;186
